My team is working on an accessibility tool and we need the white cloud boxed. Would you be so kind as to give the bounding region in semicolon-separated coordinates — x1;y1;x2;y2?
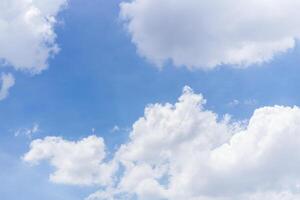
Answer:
0;73;15;100
0;0;67;73
120;0;300;69
23;135;117;186
24;87;300;199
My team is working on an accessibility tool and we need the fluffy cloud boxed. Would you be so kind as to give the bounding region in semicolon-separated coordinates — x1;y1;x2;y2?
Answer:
24;87;300;199
120;0;300;69
0;0;67;73
23;135;116;186
0;73;15;100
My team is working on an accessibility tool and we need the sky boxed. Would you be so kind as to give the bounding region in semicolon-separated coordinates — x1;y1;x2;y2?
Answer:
2;0;300;199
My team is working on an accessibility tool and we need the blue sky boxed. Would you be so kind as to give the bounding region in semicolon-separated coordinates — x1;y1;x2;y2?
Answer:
2;0;300;199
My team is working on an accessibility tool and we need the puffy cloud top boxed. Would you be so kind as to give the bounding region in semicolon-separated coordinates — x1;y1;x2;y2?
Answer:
24;135;116;186
24;87;300;199
120;0;300;69
0;0;67;73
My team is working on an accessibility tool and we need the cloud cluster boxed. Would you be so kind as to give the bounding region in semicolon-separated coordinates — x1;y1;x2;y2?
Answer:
24;135;116;186
120;0;300;69
24;87;300;199
0;0;67;73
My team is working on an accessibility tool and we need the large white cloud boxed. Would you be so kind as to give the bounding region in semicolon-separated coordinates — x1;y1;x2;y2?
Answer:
120;0;300;69
23;135;116;186
24;87;300;199
0;0;67;73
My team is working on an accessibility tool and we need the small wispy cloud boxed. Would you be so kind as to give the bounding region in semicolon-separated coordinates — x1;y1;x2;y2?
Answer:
110;125;130;133
110;125;120;133
228;99;258;107
228;99;240;107
0;73;15;101
14;123;40;139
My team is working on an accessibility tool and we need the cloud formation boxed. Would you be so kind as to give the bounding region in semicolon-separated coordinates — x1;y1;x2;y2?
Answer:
24;135;116;186
0;0;67;73
0;73;15;100
24;87;300;199
120;0;300;69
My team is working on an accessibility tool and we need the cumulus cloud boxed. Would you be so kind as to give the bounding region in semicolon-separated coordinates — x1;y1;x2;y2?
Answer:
23;135;116;186
0;0;67;73
0;73;15;100
120;0;300;69
24;87;300;199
